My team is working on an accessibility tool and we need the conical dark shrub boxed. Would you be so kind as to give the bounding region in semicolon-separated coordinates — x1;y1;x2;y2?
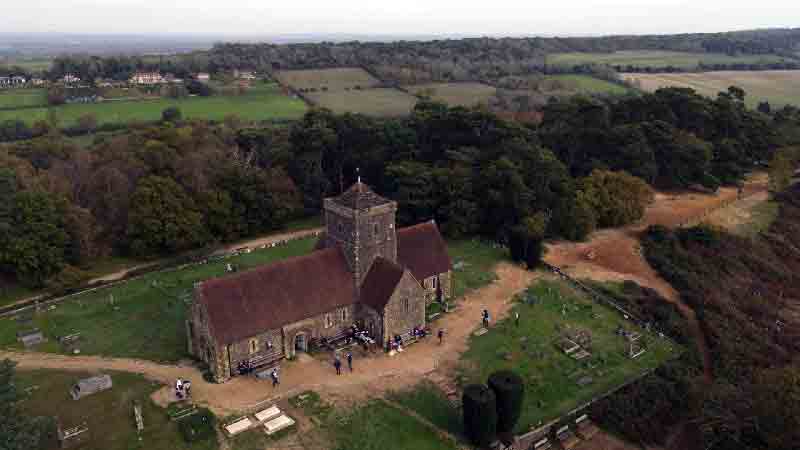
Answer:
488;370;525;434
462;384;498;447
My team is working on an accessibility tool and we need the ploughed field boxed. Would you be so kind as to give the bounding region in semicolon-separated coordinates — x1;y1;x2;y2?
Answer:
549;50;797;70
0;83;307;126
622;70;800;107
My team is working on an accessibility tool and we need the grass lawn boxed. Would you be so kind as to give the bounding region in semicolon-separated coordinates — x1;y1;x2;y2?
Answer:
16;369;217;450
328;399;457;450
306;88;418;117
0;88;47;109
544;74;630;95
388;381;463;436
0;237;317;362
549;50;796;70
459;278;679;433
447;239;508;299
0;83;307;126
404;82;497;107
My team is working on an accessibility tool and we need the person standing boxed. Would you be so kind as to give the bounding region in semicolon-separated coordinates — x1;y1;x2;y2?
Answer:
438;329;445;345
346;352;353;372
271;368;280;388
334;356;342;375
515;311;520;327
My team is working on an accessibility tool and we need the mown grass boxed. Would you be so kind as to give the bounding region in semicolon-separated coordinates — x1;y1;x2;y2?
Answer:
549;50;796;69
459;278;679;433
0;238;316;362
0;88;47;109
447;239;508;299
388;382;463;436
0;83;307;126
16;369;217;450
275;68;380;92
327;399;457;450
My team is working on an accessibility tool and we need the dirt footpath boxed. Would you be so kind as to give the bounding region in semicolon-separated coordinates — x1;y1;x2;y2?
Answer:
2;263;537;417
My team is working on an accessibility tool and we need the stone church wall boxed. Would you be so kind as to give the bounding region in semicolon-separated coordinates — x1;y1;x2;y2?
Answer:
382;270;426;345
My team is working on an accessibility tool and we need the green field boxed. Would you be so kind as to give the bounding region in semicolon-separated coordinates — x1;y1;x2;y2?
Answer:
275;68;381;92
16;369;217;450
544;74;631;95
549;50;796;70
459;279;679;432
307;88;418;117
404;82;497;107
0;238;504;362
328;400;457;450
622;70;800;107
0;88;47;109
0;83;307;126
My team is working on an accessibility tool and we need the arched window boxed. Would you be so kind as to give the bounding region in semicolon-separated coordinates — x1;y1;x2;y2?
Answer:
340;308;348;322
325;314;333;328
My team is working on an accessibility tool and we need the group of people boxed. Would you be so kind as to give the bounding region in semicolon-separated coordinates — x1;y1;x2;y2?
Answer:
237;360;255;375
175;378;192;400
333;352;353;375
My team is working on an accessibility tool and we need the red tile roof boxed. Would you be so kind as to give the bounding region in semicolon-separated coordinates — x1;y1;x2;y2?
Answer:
360;257;405;311
397;221;452;281
198;247;356;345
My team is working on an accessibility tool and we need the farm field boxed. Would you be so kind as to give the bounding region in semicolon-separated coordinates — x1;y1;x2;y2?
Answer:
275;67;380;91
459;278;678;433
622;70;800;107
404;82;497;107
0;57;53;71
0;88;47;109
307;88;418;116
0;238;505;362
16;369;216;450
544;74;630;95
549;50;796;70
0;83;307;126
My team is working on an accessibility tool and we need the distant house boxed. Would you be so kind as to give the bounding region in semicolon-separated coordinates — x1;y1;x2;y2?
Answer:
129;72;166;85
94;78;114;88
195;72;211;83
163;73;183;84
31;78;46;87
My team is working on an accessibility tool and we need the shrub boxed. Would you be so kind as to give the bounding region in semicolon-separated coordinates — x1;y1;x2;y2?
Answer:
161;106;182;123
178;408;216;443
462;384;497;447
488;370;525;434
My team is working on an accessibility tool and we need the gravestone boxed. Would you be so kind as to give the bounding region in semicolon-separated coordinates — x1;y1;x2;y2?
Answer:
71;374;112;400
17;329;45;348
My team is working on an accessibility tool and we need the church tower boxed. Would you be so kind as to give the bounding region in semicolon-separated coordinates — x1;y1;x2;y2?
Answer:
324;181;398;287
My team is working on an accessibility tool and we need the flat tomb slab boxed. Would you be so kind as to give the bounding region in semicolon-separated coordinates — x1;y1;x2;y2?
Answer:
264;414;295;435
255;406;282;422
225;417;254;436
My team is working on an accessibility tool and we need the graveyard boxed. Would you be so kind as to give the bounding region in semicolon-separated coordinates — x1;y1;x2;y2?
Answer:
15;369;218;450
458;278;679;433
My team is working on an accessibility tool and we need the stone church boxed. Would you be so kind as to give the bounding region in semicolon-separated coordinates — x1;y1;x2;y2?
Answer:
187;181;452;383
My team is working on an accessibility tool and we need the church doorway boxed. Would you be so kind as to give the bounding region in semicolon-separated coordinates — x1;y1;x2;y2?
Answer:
294;333;307;353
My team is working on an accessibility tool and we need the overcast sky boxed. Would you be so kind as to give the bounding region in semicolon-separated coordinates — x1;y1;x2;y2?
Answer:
4;0;799;37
